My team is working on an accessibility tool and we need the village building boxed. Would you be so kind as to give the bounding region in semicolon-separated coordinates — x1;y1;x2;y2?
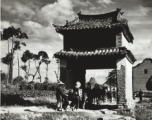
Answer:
133;58;152;92
53;8;136;108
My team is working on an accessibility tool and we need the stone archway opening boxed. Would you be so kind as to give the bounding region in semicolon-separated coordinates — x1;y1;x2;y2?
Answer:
86;69;117;106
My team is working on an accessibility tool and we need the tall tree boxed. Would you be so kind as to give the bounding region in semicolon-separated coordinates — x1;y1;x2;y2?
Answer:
1;26;28;84
20;50;33;81
105;69;117;92
32;51;49;82
13;41;26;76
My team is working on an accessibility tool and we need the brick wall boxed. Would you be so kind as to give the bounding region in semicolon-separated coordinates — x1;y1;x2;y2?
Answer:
133;59;152;91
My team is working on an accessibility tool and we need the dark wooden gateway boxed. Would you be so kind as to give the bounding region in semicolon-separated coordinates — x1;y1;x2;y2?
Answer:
53;8;136;108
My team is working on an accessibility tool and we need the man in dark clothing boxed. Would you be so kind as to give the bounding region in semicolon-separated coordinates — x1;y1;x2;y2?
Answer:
56;81;68;111
139;89;143;103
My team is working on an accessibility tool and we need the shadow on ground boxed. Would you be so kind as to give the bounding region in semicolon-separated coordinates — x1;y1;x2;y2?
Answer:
85;103;118;110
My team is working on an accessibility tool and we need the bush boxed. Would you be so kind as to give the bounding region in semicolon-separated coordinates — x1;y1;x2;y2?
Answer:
27;84;34;90
135;107;152;120
13;76;24;85
34;83;43;90
19;81;28;90
0;71;8;84
48;83;58;91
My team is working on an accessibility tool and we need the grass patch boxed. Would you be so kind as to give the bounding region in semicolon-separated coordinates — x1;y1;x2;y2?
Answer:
0;112;101;120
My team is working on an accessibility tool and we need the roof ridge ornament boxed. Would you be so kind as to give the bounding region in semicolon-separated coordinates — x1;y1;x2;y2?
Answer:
116;8;121;12
77;11;81;16
52;24;57;27
66;20;69;25
121;12;124;15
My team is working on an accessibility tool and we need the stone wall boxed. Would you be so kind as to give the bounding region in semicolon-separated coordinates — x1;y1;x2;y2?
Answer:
117;57;133;108
133;59;152;91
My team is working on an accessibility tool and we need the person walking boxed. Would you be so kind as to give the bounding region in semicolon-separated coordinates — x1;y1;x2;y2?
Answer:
139;89;143;103
56;81;68;111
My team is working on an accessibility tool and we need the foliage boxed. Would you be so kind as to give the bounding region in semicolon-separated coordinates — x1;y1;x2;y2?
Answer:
1;89;56;99
27;84;35;90
1;26;28;40
21;50;33;63
104;69;117;87
13;76;24;85
13;40;26;51
135;105;152;120
1;53;14;65
1;26;28;84
0;71;8;84
34;83;44;90
146;75;152;91
116;99;152;120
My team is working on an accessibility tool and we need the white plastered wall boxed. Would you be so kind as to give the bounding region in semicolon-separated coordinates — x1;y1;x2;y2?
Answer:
125;58;134;108
121;32;132;50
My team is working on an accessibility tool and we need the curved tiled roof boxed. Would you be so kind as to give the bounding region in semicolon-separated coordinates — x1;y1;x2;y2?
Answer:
54;47;136;63
53;9;134;43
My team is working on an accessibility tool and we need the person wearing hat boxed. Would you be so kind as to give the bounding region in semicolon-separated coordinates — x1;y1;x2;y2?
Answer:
70;81;81;110
56;81;68;111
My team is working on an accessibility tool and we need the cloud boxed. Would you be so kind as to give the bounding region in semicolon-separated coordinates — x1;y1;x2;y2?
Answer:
98;0;115;5
72;0;93;7
80;6;104;14
129;20;152;26
0;21;11;31
2;1;35;19
23;21;61;43
130;38;152;61
1;21;21;31
35;0;75;25
126;5;151;16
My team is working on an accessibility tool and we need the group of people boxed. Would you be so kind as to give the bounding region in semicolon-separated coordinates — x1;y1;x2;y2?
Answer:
55;78;144;111
56;81;82;111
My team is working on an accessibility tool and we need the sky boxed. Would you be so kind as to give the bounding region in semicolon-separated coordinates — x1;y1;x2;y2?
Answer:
1;0;152;84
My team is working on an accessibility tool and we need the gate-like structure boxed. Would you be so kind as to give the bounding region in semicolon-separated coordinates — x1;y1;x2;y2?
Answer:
53;8;136;108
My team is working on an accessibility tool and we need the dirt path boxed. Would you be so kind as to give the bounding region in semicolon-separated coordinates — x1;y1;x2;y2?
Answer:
0;106;134;120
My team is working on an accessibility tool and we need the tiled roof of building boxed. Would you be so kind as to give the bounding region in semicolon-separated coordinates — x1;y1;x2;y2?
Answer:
53;8;134;43
54;47;136;63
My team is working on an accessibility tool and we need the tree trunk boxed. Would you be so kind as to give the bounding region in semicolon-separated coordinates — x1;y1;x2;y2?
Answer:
32;66;39;81
26;60;31;81
9;62;12;84
46;64;48;78
38;67;41;83
7;39;9;85
10;36;14;84
17;52;20;77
